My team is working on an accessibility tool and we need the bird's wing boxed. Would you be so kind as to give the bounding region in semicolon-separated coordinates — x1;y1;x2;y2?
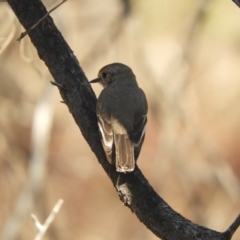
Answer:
131;115;147;160
97;114;114;164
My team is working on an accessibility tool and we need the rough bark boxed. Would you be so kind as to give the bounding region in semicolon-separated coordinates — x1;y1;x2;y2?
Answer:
6;0;240;239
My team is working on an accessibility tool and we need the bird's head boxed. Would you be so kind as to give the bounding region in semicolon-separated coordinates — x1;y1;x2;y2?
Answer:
90;63;135;88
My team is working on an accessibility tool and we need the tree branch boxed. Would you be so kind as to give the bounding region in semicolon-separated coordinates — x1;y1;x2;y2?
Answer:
17;0;67;41
233;0;240;8
6;0;240;239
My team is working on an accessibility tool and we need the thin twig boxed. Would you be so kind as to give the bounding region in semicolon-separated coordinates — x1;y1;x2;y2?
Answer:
223;214;240;239
17;0;67;42
1;84;55;240
31;199;64;240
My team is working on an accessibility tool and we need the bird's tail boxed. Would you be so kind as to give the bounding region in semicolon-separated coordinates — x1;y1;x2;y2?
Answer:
114;134;135;172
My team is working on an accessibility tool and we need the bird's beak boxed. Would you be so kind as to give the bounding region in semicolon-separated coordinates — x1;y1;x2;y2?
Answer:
89;78;99;83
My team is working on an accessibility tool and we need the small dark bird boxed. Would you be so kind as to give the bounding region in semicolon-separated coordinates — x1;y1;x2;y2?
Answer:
90;63;148;172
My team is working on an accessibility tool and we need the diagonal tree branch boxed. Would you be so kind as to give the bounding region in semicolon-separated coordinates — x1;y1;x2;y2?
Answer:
233;0;240;8
17;0;67;41
6;0;240;239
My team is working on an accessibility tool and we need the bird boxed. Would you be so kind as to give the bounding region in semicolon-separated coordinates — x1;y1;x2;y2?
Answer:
90;63;148;172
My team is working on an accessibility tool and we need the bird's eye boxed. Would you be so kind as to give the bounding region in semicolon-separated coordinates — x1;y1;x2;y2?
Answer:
101;72;107;78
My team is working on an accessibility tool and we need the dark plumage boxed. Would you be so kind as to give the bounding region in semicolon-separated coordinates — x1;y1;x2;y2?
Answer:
90;63;148;172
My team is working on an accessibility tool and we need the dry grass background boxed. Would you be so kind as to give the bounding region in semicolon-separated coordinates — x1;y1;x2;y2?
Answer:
0;0;240;239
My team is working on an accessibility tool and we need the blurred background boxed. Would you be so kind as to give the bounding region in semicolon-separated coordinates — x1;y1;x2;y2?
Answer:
0;0;240;239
